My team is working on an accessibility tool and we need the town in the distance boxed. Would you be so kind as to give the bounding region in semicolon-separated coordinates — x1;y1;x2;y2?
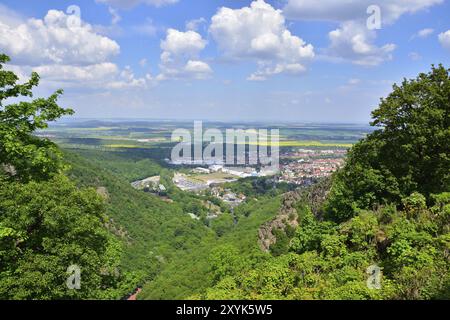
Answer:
37;119;369;221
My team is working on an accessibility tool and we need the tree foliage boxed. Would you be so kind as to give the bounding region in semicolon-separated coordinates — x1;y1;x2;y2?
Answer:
325;65;450;221
199;194;449;300
0;54;123;299
0;174;123;299
0;54;74;182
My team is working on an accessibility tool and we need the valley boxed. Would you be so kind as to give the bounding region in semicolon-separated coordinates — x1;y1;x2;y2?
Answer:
44;120;367;299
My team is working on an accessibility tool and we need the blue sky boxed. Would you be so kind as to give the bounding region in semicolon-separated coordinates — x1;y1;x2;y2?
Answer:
0;0;449;123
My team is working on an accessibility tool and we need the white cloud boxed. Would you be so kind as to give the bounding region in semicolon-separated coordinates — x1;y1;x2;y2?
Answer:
0;7;153;90
92;6;123;37
96;0;178;9
248;62;306;81
283;0;443;23
284;0;442;66
348;78;361;85
209;0;314;80
0;3;24;28
161;28;206;56
107;66;153;89
132;18;159;37
247;74;266;82
108;7;121;25
158;28;211;80
184;60;211;73
409;52;422;61
438;30;450;51
33;63;118;82
0;9;120;66
186;18;207;32
338;78;362;91
415;28;434;38
6;62;153;90
327;21;395;66
139;58;148;67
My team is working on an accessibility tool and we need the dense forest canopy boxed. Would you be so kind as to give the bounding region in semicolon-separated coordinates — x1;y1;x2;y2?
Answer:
325;65;450;222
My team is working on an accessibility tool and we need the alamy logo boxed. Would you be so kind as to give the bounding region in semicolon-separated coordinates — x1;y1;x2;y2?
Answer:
66;264;81;290
170;121;279;171
366;264;382;289
66;5;81;29
367;5;382;30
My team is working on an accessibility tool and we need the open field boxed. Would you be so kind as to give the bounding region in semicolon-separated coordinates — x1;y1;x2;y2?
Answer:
40;120;371;153
192;172;238;183
249;140;354;148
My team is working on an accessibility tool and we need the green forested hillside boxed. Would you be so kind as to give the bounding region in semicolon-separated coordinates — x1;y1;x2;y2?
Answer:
63;149;283;299
139;196;281;299
63;150;214;295
196;191;449;299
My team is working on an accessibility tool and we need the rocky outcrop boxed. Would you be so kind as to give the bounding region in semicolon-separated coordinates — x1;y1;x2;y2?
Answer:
297;177;332;218
1;164;17;177
258;191;301;252
258;177;332;252
96;186;109;200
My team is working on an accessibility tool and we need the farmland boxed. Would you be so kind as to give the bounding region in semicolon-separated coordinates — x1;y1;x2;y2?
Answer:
39;119;372;153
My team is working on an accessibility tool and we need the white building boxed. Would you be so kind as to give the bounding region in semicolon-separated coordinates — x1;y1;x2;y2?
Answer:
209;165;223;172
193;167;210;174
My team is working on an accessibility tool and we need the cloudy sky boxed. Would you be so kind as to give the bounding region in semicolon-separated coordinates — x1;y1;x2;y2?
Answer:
0;0;449;122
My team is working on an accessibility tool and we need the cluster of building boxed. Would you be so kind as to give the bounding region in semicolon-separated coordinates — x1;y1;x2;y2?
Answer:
172;149;346;191
136;148;347;211
192;165;277;178
165;150;275;168
278;149;346;185
210;187;246;208
131;175;167;194
166;158;221;166
281;148;347;159
172;173;210;192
